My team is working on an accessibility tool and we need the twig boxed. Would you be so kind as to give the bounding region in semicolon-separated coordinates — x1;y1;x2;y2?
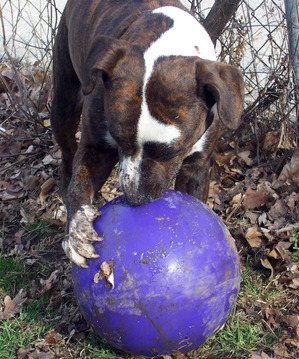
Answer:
0;151;44;173
0;151;43;159
225;196;243;223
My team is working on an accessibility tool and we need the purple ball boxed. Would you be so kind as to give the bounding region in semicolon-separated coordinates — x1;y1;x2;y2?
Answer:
72;190;241;357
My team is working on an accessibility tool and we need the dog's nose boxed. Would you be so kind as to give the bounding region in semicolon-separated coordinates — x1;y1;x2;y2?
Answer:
123;192;151;206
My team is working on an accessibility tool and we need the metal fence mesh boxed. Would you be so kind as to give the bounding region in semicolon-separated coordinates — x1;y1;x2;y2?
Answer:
0;0;298;144
0;0;62;65
190;0;297;142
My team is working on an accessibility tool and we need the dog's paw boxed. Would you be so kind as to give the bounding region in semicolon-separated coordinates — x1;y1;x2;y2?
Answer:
63;205;103;268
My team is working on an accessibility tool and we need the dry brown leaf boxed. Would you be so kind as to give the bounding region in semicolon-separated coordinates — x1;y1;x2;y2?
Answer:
278;149;299;185
27;351;53;359
14;229;25;244
40;178;55;197
243;188;268;210
0;289;27;320
24;175;40;191
285;192;299;209
249;351;272;359
40;270;59;295
262;131;280;153
282;315;299;327
276;263;299;289
245;211;259;225
273;345;293;358
258;212;268;226
283;326;299;348
260;258;275;280
94;259;114;288
215;152;233;166
1;68;15;81
172;351;187;359
245;227;265;248
274;242;291;263
1;191;25;201
17;348;30;359
268;248;279;259
289;277;299;289
0;180;13;191
42;154;59;166
238;150;253;166
230;193;243;205
45;331;63;344
262;306;282;330
268;199;287;220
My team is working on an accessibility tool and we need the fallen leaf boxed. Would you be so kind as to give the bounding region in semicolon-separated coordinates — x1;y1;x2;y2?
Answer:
260;258;275;280
1;191;25;201
268;199;287;220
1;68;15;81
262;306;281;330
282;315;299;327
94;259;114;288
245;211;259;224
172;351;187;359
238;150;253;166
262;131;280;153
42;154;59;166
45;331;63;344
24;175;39;191
249;351;272;359
40;178;55;197
268;248;279;260
245;227;265;248
274;242;291;263
0;290;27;320
40;270;59;294
273;345;292;358
286;192;299;209
278;149;299;186
289;277;299;289
27;351;53;359
259;214;268;227
17;348;30;359
282;326;299;348
0;180;13;191
14;229;25;244
230;193;243;205
243;188;268;210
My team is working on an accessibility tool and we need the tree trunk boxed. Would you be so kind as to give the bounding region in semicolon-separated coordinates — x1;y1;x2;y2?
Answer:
203;0;242;44
284;0;299;146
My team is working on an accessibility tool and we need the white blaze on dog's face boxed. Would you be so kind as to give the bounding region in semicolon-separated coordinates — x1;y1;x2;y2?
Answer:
115;7;217;204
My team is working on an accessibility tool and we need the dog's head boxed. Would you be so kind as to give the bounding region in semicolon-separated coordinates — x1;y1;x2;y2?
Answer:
82;36;244;205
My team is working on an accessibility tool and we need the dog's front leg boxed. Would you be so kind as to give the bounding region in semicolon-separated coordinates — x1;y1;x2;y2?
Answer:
64;146;118;268
175;120;221;203
175;153;212;203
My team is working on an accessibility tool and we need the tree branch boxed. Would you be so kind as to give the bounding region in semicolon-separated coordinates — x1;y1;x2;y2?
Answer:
203;0;242;44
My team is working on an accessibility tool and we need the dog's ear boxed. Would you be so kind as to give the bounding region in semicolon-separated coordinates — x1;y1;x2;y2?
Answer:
196;59;244;129
82;36;127;95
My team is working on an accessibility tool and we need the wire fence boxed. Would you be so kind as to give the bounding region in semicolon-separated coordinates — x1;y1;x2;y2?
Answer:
0;0;298;146
190;0;297;146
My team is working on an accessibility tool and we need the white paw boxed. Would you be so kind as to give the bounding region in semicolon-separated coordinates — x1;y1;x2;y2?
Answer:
63;205;103;268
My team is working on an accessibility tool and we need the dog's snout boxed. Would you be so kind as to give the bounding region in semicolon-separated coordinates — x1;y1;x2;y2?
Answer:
124;192;151;206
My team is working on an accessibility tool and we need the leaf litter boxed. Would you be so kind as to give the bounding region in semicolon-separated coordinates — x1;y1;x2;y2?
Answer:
0;63;299;358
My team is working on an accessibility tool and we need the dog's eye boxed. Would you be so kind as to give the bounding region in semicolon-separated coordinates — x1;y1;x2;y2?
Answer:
143;143;181;161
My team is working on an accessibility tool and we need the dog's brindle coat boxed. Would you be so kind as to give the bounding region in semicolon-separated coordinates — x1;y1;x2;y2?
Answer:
51;0;244;267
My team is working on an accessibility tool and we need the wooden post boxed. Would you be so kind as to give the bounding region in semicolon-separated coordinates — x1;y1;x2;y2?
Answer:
285;0;299;145
203;0;242;44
